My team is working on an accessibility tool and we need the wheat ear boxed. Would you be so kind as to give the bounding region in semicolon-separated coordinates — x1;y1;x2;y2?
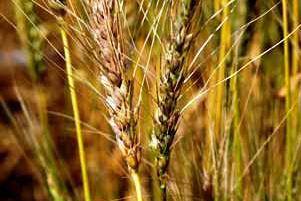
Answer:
88;0;142;200
14;0;45;80
150;0;198;200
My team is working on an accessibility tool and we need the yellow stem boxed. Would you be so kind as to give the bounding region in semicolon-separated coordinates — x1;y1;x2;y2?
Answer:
216;0;229;142
60;25;91;201
282;1;292;201
292;0;299;136
214;0;220;13
292;0;299;76
131;171;143;201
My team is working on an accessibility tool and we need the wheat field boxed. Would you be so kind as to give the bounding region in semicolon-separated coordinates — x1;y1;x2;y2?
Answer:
0;0;300;201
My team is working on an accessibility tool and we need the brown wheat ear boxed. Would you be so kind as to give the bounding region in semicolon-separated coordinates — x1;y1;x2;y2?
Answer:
88;0;141;173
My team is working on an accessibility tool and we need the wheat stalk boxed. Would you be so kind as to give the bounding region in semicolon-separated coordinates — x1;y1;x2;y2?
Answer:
281;0;293;200
48;1;92;201
150;0;198;200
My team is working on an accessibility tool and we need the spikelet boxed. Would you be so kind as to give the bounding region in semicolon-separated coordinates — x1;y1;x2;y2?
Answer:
89;0;140;172
150;0;198;195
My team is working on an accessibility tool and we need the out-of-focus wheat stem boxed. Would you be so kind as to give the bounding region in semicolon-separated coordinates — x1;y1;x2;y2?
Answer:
214;0;231;200
230;5;244;200
282;0;292;201
292;0;299;77
214;0;220;13
292;0;299;145
216;0;230;142
36;88;67;201
230;60;242;201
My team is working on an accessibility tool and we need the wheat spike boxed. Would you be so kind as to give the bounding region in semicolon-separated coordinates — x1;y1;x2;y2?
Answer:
150;0;198;198
15;0;45;80
89;0;140;172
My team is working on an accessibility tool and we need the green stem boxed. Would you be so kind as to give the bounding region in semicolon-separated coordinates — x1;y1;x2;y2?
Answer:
60;24;91;201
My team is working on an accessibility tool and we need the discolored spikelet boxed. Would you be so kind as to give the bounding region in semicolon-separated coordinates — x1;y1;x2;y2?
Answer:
150;0;199;195
89;0;140;171
90;0;123;86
